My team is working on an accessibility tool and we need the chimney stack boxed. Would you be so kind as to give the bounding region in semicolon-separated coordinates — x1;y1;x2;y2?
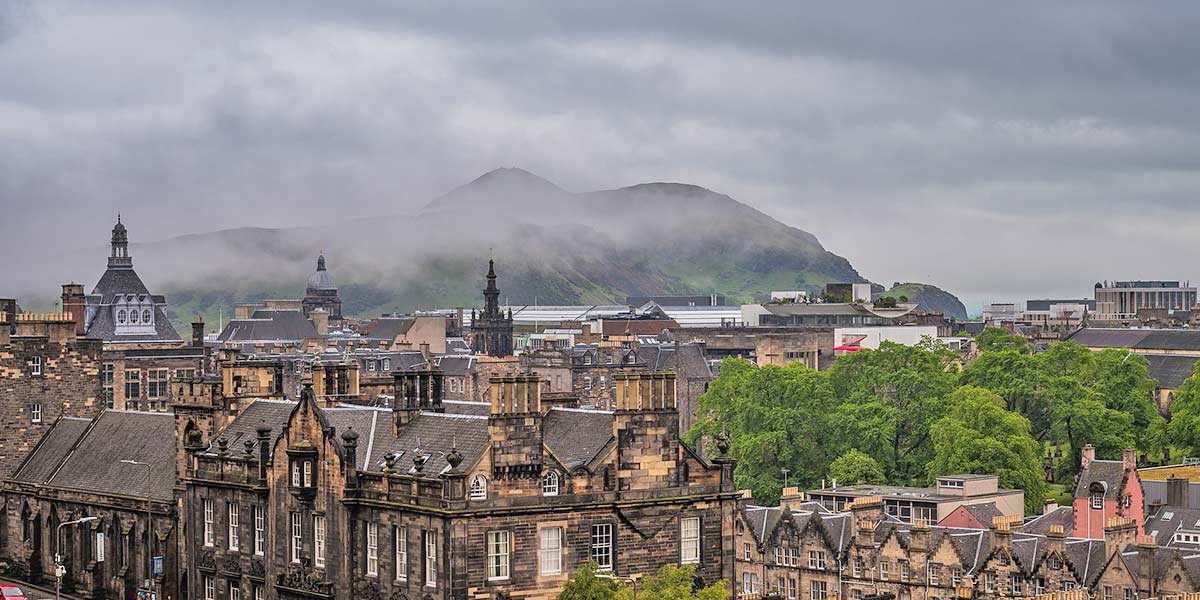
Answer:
1081;443;1096;470
192;317;205;348
1105;517;1138;550
1167;476;1189;509
310;308;329;336
1123;447;1137;471
0;311;9;346
61;283;87;335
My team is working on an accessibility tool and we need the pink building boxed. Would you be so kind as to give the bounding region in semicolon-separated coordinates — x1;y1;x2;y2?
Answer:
1072;443;1144;539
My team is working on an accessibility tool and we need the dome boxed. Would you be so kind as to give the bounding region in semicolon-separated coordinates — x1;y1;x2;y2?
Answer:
306;254;336;291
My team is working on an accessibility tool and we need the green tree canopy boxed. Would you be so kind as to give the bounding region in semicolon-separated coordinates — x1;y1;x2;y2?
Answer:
926;386;1047;513
976;327;1032;354
685;359;840;505
560;564;728;600
828;342;957;484
1166;361;1200;457
828;449;885;486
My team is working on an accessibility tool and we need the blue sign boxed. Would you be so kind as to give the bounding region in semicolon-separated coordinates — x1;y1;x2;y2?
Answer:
152;555;164;575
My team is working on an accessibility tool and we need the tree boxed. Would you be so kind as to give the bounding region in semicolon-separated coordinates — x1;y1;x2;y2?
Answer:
686;359;840;505
560;562;619;600
828;342;957;484
615;565;728;600
828;449;884;485
960;350;1044;436
1166;361;1200;456
976;327;1031;354
926;386;1047;513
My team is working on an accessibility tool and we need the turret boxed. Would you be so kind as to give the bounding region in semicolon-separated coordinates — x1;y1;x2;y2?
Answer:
108;215;132;268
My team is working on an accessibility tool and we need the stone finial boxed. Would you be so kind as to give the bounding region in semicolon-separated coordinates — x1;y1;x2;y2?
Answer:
383;453;398;473
244;440;255;457
341;427;359;445
413;453;428;473
447;447;463;470
217;437;229;456
716;430;731;455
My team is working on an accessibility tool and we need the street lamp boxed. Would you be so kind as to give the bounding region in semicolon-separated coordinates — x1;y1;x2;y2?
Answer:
56;516;99;600
120;459;155;599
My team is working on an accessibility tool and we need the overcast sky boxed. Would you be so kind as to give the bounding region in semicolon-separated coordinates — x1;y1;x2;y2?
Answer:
4;1;1200;310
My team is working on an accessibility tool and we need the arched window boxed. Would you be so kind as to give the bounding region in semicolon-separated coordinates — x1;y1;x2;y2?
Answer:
469;475;487;500
142;309;151;323
542;471;560;496
129;310;139;323
117;310;126;324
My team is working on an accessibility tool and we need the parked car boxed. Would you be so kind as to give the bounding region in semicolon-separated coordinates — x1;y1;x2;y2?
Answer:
0;584;27;600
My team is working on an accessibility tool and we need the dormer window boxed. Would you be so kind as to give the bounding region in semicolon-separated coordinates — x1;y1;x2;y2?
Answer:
129;309;139;323
542;471;560;496
288;448;318;501
469;475;487;500
1089;482;1105;510
383;359;391;371
142;309;151;323
117;310;127;323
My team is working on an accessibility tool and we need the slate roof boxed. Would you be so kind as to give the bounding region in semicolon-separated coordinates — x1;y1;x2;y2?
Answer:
14;411;176;501
216;309;318;342
12;417;92;484
1075;459;1128;499
441;401;491;417
962;502;1003;526
91;267;150;300
1022;506;1075;536
1065;538;1108;586
1144;505;1200;548
634;343;713;379
203;400;297;456
435;354;477;376
1142;354;1200;390
366;318;416;340
85;304;182;342
445;338;471;354
1067;328;1200;352
374;412;490;475
542;408;615;470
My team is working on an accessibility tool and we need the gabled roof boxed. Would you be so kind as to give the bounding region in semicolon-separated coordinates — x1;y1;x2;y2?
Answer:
203;400;298;456
543;408;614;470
1023;506;1075;536
1141;354;1200;390
1067;328;1200;352
216;309;318;342
14;410;176;501
1075;460;1129;499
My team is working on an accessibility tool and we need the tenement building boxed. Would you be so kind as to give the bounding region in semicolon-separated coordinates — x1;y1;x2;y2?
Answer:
0;310;103;478
470;260;514;357
735;492;1200;600
180;369;738;600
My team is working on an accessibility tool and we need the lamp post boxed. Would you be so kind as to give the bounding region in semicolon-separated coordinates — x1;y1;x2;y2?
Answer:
121;459;154;599
56;516;99;600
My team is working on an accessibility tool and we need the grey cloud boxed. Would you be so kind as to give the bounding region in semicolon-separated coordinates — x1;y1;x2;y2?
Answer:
3;0;1200;313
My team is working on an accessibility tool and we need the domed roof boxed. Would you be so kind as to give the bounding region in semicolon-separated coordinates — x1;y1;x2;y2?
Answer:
306;254;336;291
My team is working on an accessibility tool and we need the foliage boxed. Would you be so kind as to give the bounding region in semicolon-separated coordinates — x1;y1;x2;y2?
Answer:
686;359;839;505
874;296;898;308
560;562;619;600
975;327;1032;354
1164;360;1200;456
615;565;729;600
828;342;958;484
560;564;728;600
926;387;1047;513
828;449;885;486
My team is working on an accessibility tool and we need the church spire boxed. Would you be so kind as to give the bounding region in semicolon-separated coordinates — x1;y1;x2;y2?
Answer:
483;259;501;317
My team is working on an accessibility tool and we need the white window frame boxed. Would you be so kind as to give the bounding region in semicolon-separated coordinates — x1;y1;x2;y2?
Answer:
291;461;301;487
229;580;241;600
788;578;798;600
30;356;42;376
30;402;42;424
364;521;376;575
469;475;487;500
203;499;214;547
681;517;700;564
928;563;939;586
539;527;562;576
228;502;239;551
314;516;327;568
204;575;215;600
253;505;265;556
810;580;828;600
542;471;560;496
395;526;407;581
591;523;614;571
808;550;826;570
487;530;510;581
303;460;313;487
1091;493;1104;510
290;512;302;564
424;530;438;588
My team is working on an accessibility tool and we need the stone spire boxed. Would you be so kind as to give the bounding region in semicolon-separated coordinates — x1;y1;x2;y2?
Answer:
483;259;501;317
108;215;132;268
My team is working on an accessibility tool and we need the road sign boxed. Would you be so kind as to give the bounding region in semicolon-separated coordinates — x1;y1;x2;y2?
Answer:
152;555;164;575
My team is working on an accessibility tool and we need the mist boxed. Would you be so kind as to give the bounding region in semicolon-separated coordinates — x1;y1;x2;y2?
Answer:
6;1;1200;314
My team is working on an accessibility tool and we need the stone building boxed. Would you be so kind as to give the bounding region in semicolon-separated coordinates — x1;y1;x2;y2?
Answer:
470;260;514;357
75;217;182;347
179;369;738;600
1074;445;1144;539
303;254;343;322
734;493;1200;600
0;311;103;478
